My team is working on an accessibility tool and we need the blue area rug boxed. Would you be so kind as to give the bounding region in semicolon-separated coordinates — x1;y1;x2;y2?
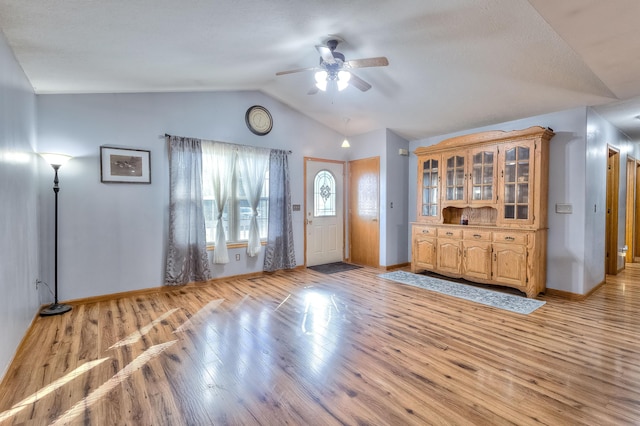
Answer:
378;271;545;315
308;262;362;274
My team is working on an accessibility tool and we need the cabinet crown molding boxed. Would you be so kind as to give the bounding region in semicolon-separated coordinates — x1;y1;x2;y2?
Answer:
414;126;554;155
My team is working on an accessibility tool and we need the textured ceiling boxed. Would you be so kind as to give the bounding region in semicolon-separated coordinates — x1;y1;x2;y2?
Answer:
0;0;639;141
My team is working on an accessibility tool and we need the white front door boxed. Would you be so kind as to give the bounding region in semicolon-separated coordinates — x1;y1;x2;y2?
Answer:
305;158;345;266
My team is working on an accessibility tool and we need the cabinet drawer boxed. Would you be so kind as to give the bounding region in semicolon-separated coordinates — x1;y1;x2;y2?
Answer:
463;229;492;241
440;228;462;239
492;231;527;245
414;225;438;237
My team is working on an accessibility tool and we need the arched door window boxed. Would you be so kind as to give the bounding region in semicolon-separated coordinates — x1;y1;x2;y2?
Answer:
314;170;336;217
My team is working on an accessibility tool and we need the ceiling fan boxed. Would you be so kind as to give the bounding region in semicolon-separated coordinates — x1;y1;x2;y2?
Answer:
276;39;389;94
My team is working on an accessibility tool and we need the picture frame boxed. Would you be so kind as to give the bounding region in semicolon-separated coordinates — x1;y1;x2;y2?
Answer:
100;146;151;184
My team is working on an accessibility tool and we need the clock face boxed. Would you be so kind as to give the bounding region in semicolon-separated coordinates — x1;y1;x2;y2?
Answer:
245;105;273;135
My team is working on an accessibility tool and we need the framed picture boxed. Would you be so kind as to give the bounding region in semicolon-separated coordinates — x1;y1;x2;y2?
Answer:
100;146;151;184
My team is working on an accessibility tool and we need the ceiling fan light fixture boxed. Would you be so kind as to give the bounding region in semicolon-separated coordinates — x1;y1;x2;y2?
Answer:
337;70;351;91
315;71;328;91
275;39;388;95
341;138;351;148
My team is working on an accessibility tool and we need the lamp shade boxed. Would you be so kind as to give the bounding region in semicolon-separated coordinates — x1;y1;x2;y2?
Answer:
337;71;351;91
315;70;328;92
40;153;72;167
341;138;351;148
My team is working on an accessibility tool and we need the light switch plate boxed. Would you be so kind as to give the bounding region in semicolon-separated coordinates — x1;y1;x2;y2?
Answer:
292;204;301;211
555;203;572;214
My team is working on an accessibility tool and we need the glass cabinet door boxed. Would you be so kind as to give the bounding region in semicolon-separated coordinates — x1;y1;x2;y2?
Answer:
418;156;440;220
469;147;496;203
444;154;466;203
501;143;532;222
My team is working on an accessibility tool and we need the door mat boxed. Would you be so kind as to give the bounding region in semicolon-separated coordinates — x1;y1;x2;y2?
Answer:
378;271;545;314
308;262;363;274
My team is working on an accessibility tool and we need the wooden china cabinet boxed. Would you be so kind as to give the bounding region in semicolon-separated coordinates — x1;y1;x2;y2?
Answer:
412;126;554;298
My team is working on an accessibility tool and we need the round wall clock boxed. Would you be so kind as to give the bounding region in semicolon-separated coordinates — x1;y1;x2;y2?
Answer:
245;105;273;135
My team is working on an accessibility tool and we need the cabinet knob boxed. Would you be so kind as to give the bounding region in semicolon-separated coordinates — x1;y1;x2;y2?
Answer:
446;231;453;236
473;234;481;238
505;236;515;241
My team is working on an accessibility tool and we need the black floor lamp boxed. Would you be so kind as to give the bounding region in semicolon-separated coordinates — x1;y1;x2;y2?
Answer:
39;153;73;317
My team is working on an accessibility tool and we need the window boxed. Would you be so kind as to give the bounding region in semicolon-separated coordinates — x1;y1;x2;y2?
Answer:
314;170;336;217
202;173;269;244
201;147;269;245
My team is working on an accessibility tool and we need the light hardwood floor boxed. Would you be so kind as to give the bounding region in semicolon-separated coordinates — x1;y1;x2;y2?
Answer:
1;265;640;425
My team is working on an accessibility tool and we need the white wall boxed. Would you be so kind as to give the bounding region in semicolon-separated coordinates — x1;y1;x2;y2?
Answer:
0;30;39;378
586;108;633;287
409;108;593;295
37;91;348;301
384;129;410;266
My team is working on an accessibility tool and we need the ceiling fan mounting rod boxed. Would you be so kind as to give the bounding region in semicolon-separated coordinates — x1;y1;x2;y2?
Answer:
326;39;340;51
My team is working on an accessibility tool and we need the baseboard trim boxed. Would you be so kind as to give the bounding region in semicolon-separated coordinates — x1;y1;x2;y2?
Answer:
545;279;606;301
63;266;307;306
384;262;410;271
0;307;43;388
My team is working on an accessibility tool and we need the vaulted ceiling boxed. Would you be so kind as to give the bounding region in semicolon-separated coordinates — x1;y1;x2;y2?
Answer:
1;0;639;141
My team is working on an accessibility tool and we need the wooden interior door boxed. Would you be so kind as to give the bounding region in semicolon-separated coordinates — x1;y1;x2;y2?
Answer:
625;156;636;264
636;161;640;261
606;147;620;275
349;157;380;267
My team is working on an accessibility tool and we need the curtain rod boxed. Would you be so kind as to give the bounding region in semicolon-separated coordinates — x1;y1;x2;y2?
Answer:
163;133;291;154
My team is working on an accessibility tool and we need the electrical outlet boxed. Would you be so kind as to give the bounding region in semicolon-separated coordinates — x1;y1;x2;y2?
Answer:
235;254;241;261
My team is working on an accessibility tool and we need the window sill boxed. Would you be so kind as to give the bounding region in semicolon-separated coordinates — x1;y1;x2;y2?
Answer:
207;241;267;251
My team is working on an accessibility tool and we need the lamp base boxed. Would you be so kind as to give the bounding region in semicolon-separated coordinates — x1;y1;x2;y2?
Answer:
39;303;72;317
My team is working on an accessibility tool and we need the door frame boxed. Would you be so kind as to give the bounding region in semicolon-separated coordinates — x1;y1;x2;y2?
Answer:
636;160;640;261
625;155;636;264
303;157;346;266
606;146;620;275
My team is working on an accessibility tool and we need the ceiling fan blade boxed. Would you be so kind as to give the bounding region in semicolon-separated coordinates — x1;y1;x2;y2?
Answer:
307;86;319;95
346;57;389;69
276;66;316;76
349;73;372;92
316;45;336;64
